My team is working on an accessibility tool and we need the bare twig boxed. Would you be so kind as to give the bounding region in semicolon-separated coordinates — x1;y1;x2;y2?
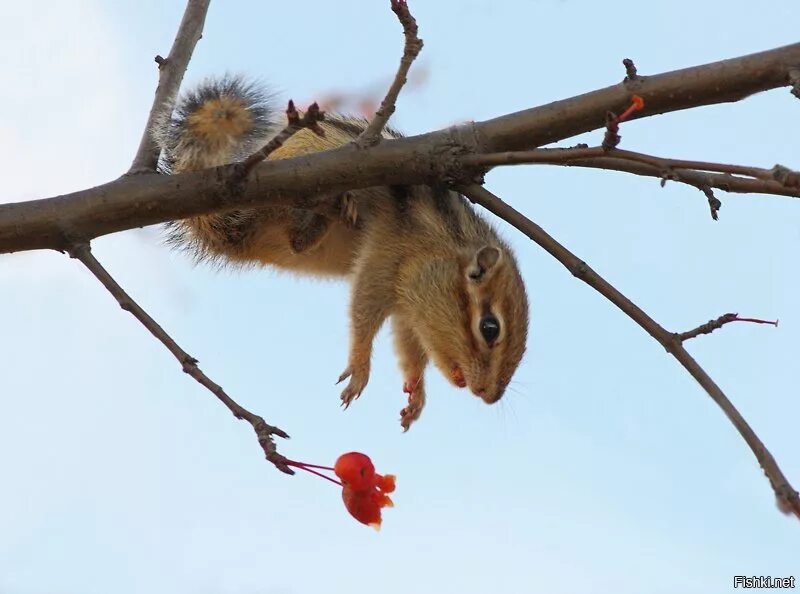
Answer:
789;67;800;100
66;242;293;474
240;101;326;175
568;158;800;200
127;0;211;174
356;0;424;147
677;313;779;342
458;183;800;520
462;146;800;209
700;185;722;220
464;145;785;180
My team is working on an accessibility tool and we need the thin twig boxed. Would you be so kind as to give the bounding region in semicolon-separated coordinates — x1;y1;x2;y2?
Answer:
699;185;722;220
356;0;423;147
677;313;740;340
127;0;211;174
677;312;778;341
240;101;326;175
458;183;800;520
464;146;781;180
571;158;800;200
66;242;293;474
462;147;800;205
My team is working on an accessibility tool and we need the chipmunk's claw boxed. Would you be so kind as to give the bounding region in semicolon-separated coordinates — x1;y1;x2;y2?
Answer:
400;379;425;432
338;364;369;409
337;368;351;385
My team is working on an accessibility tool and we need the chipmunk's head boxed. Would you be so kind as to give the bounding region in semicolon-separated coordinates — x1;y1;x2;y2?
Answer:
408;243;529;405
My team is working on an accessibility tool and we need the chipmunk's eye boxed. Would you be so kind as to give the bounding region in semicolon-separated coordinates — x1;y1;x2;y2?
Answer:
479;315;500;344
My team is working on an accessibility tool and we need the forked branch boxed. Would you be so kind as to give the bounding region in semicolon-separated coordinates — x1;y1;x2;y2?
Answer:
463;147;800;216
240;100;326;175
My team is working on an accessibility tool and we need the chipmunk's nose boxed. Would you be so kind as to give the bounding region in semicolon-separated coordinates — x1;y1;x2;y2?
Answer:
473;384;505;404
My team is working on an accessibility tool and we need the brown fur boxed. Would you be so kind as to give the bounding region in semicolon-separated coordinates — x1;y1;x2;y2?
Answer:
159;82;529;429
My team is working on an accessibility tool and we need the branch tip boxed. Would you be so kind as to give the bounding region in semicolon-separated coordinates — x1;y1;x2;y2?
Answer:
677;313;778;342
622;58;639;81
356;0;423;147
240;100;327;175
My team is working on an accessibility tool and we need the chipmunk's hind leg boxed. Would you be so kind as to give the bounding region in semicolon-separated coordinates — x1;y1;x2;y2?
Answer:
288;192;359;254
287;210;331;254
392;314;429;431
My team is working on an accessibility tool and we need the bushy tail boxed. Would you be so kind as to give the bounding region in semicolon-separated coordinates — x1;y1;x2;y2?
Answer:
153;75;276;174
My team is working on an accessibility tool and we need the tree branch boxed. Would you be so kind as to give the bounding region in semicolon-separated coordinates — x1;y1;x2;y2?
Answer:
463;146;800;212
127;0;211;175
240;100;326;174
356;0;424;147
3;42;800;253
676;313;779;342
457;183;800;520
477;42;800;151
66;242;292;474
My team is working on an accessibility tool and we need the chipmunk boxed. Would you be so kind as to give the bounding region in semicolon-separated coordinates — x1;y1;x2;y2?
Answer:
153;75;529;430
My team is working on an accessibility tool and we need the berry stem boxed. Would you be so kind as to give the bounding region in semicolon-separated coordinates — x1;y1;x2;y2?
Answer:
284;460;342;486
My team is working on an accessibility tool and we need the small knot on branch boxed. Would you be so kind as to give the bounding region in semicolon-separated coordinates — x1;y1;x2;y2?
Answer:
571;259;589;278
775;484;800;519
602;95;644;150
770;164;800;189
622;58;639;81
66;242;91;259
154;55;168;68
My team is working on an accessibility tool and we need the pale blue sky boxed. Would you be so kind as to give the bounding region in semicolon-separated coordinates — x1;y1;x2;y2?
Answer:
1;1;798;593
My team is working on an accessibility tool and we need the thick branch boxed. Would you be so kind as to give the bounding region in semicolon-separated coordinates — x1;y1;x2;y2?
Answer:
458;183;800;520
2;42;800;253
477;42;800;151
127;0;211;174
67;242;292;474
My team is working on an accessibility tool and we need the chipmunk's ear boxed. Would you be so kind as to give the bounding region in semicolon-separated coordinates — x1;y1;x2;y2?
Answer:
467;245;501;282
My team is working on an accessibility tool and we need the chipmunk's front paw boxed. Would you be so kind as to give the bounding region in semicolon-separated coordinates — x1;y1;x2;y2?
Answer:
339;191;358;227
337;363;370;409
400;378;426;432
